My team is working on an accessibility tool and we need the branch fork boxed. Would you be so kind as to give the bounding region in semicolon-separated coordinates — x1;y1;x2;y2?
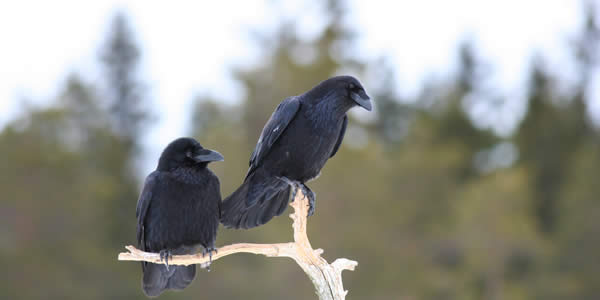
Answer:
118;190;358;300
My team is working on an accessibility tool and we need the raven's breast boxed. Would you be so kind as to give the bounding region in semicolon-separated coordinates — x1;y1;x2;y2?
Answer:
145;174;219;251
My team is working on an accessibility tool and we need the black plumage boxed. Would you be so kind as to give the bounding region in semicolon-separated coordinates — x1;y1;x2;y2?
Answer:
221;75;371;229
136;137;223;297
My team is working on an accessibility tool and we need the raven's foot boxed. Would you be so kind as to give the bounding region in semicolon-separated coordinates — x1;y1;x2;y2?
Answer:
300;184;316;217
278;178;316;216
290;183;298;202
202;247;218;272
277;176;300;201
159;249;172;271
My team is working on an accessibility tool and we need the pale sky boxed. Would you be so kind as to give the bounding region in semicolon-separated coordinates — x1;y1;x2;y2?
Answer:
0;0;589;174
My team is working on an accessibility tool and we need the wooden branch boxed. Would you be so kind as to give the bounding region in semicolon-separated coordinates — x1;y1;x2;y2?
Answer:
118;189;358;300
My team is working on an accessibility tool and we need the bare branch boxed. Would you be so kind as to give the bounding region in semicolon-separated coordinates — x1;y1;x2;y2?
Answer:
118;189;358;300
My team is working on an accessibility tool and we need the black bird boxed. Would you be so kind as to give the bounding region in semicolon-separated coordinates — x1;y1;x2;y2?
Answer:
136;137;223;297
221;75;371;229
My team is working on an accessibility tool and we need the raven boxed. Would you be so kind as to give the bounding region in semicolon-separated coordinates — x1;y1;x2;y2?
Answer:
221;75;371;229
136;137;223;297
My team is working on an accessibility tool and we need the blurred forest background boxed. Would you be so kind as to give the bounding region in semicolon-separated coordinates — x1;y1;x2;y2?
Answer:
1;0;600;299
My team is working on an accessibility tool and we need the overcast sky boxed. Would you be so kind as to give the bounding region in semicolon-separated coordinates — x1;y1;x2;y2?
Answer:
0;0;590;174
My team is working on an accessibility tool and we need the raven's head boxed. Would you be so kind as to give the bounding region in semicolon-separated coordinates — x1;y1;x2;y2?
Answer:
314;76;372;112
157;137;224;171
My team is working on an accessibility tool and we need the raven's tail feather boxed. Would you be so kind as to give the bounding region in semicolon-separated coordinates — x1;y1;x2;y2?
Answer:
221;169;291;229
142;263;196;297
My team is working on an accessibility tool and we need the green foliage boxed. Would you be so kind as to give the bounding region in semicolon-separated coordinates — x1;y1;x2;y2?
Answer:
0;14;149;300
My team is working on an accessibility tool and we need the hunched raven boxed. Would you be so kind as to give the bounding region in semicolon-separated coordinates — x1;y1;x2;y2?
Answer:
136;137;223;297
221;75;371;229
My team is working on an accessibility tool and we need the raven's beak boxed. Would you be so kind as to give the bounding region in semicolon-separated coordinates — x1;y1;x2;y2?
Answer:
351;90;372;111
193;149;224;162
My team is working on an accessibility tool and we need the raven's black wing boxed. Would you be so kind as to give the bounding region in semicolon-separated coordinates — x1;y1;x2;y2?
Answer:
136;171;160;251
203;173;222;248
246;96;301;178
213;177;222;220
330;115;348;158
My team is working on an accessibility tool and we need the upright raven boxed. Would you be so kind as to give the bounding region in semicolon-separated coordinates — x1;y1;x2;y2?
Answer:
136;137;223;297
221;75;371;229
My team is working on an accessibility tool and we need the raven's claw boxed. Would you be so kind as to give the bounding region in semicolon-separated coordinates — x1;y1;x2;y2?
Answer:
290;186;298;202
301;184;316;217
277;176;297;201
202;247;218;272
159;249;172;271
278;178;316;216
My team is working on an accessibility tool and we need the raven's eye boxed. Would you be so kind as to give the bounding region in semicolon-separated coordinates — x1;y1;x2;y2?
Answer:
349;83;356;89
